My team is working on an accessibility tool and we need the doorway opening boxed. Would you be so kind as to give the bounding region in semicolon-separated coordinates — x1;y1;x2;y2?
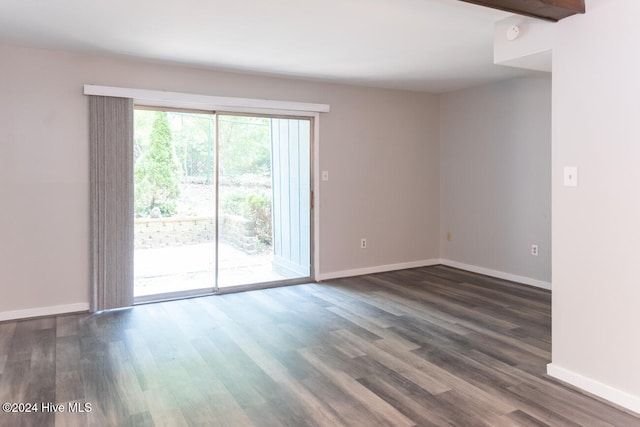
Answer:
133;108;312;301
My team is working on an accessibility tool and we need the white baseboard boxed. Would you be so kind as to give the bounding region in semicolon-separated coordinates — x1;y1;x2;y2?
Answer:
0;303;89;322
317;258;551;290
317;259;441;281
547;363;640;415
440;259;552;290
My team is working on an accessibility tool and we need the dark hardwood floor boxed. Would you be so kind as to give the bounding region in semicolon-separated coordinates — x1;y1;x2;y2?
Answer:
1;265;639;426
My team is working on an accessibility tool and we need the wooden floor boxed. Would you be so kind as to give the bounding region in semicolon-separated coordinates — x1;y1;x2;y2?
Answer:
1;266;639;426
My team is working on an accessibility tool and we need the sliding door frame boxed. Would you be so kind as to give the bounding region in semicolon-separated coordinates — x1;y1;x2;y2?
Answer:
214;111;315;294
133;106;317;303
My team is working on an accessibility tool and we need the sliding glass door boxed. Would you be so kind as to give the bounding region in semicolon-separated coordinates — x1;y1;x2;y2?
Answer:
133;109;312;300
217;115;311;288
133;109;217;299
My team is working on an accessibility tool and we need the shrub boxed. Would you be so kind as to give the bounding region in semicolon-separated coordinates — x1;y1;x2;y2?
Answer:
134;112;181;217
220;186;272;248
247;192;272;245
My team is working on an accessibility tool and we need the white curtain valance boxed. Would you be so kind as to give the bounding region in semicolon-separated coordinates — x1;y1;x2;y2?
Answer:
84;85;330;115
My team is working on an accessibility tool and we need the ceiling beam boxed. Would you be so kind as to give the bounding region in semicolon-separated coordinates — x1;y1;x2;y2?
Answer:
456;0;585;22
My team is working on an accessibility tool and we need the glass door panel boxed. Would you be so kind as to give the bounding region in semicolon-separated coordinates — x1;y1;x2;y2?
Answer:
217;115;311;288
133;109;216;298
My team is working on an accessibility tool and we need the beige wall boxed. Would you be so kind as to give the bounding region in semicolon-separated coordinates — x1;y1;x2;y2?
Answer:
0;43;440;316
440;77;551;285
550;0;640;408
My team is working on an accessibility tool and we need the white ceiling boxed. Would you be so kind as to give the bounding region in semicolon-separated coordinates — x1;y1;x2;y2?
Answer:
0;0;539;93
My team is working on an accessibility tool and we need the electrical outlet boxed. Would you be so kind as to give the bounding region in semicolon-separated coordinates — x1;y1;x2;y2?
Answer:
360;238;367;249
531;244;539;256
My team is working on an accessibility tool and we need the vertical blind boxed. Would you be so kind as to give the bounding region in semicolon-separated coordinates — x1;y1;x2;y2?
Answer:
89;96;134;311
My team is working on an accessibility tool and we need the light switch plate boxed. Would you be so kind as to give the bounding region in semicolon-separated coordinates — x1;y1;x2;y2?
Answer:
564;166;578;187
321;171;329;181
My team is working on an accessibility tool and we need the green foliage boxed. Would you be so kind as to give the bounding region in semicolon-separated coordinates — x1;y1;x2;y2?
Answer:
134;112;181;217
220;180;272;246
170;113;214;182
133;110;154;163
218;116;271;177
133;111;274;246
247;192;272;245
221;191;247;216
215;116;273;248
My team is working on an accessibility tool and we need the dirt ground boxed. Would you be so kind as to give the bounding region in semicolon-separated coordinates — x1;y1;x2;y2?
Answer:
175;182;216;217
